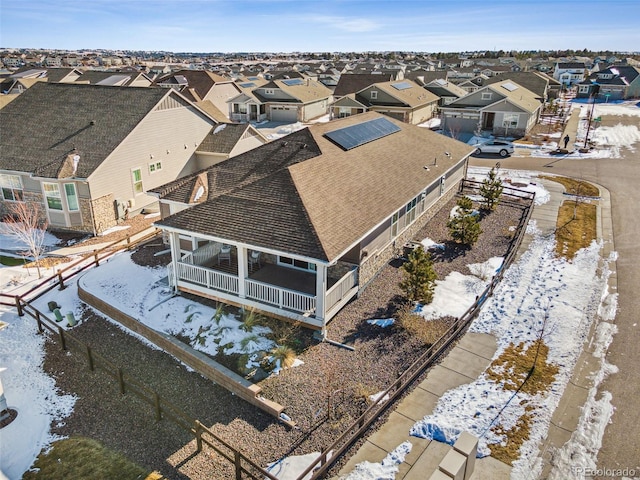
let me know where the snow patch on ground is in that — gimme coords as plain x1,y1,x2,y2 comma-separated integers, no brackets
340,441,412,480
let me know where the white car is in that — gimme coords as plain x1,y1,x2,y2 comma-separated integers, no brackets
474,140,515,157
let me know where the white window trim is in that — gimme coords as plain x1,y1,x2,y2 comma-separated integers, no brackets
481,92,492,100
132,167,143,195
277,256,316,272
43,182,63,211
64,183,79,211
0,174,24,202
370,90,378,100
148,161,162,173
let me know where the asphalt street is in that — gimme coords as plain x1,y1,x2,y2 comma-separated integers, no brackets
469,111,640,477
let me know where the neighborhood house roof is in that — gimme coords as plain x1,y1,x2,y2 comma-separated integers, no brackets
0,82,174,178
155,112,474,262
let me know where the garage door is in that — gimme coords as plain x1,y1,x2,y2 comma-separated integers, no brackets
270,105,297,122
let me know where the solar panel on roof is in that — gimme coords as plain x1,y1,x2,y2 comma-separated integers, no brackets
391,81,412,90
239,82,256,88
282,78,304,86
502,82,519,92
324,117,401,151
247,76,259,81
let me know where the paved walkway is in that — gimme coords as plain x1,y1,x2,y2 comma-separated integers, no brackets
335,175,615,479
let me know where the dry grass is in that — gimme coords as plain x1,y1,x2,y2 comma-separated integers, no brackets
489,405,535,465
539,175,600,197
540,173,599,260
22,437,153,480
555,201,598,259
397,306,453,346
485,340,559,464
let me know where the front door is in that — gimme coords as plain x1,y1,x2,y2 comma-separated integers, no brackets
483,112,495,129
250,104,258,121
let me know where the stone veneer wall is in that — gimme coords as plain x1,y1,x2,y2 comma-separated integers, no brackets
89,193,117,235
358,184,459,289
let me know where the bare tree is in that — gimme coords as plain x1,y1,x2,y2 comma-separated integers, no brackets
3,201,49,278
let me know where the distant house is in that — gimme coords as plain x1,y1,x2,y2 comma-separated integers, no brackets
155,69,241,121
346,79,439,124
484,71,556,103
332,73,394,100
440,79,543,138
0,83,219,234
75,70,153,87
576,65,640,101
228,77,332,123
553,62,587,87
152,112,474,330
422,78,468,106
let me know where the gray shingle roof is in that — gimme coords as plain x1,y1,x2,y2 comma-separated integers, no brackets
196,123,251,155
0,82,170,178
333,73,393,97
156,113,474,262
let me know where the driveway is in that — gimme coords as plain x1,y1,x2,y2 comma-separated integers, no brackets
469,112,640,475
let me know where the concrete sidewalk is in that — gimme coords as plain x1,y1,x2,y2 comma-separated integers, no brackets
335,174,614,479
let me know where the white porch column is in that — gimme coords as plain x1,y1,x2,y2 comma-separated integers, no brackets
315,263,327,326
237,245,248,299
169,231,181,292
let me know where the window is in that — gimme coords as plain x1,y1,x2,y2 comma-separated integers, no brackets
481,92,493,100
0,174,23,201
578,85,590,94
64,183,79,211
370,90,378,100
149,161,162,173
278,256,316,272
43,183,63,210
503,113,519,128
265,89,274,95
132,168,143,194
405,197,418,225
390,211,399,238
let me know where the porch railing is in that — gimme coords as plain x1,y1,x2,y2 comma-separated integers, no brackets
245,279,316,314
181,242,219,266
326,267,358,311
176,262,239,294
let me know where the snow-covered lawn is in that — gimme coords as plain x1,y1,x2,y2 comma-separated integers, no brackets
1,99,633,478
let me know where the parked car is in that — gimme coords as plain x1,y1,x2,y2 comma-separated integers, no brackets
474,140,515,157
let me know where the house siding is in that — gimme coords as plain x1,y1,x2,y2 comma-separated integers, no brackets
358,180,459,288
88,103,216,215
302,98,328,121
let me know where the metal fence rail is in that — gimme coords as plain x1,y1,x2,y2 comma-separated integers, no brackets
296,183,536,480
3,182,536,480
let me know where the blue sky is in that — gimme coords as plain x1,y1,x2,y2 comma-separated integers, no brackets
1,0,638,53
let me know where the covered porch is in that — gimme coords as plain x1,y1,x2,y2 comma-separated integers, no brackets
166,236,359,329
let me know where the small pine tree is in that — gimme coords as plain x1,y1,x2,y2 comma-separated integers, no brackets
479,165,504,211
399,247,437,303
448,196,482,245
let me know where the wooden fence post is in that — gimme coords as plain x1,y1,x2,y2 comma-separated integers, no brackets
195,421,203,452
58,326,66,350
15,296,23,317
35,310,43,333
234,451,242,480
86,345,94,371
117,368,125,394
94,252,100,267
58,272,66,290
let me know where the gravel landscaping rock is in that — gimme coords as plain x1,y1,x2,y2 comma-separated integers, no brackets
41,193,528,479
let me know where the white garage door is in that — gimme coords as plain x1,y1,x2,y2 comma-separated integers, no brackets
270,105,297,122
